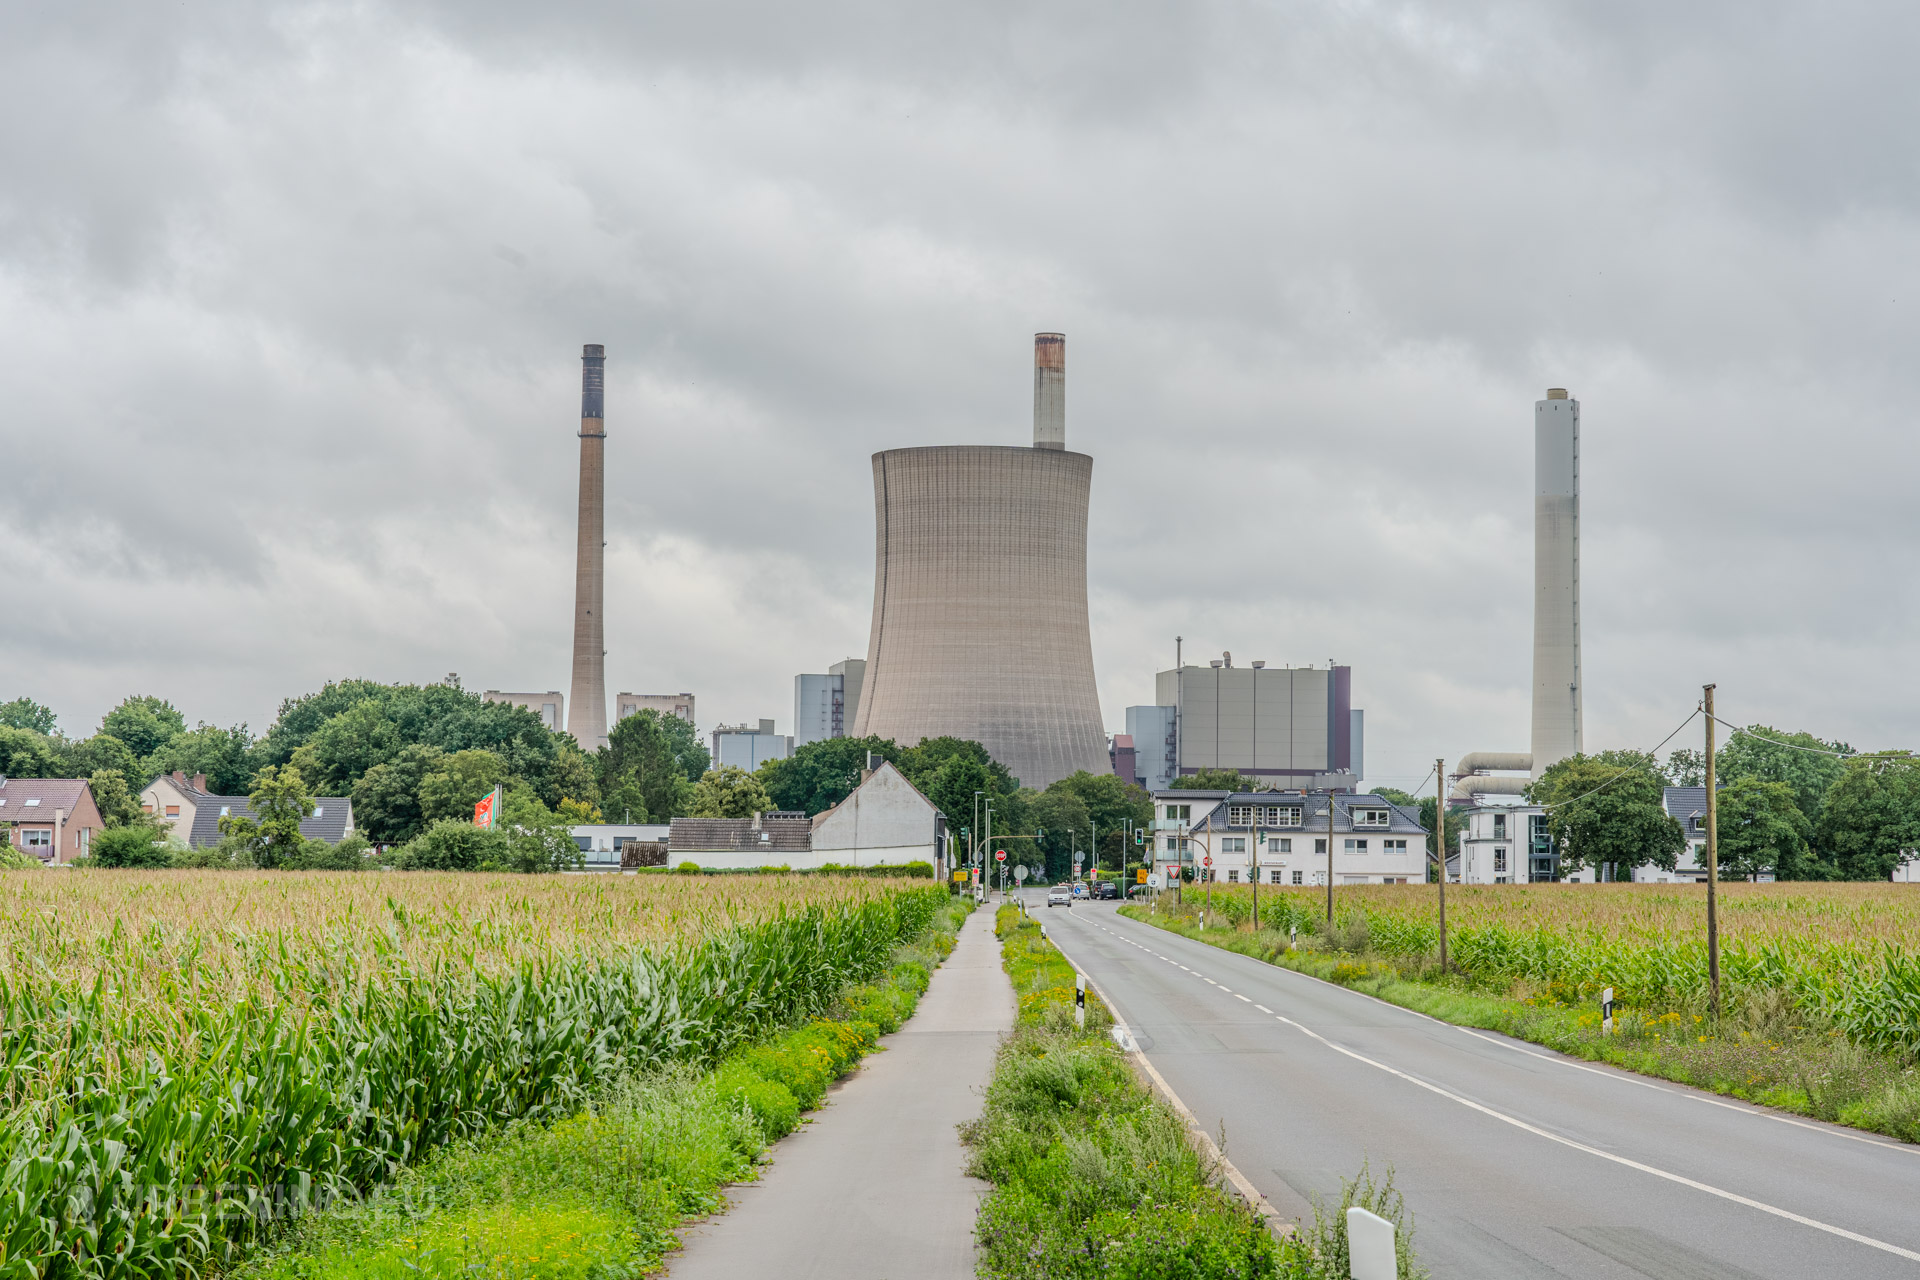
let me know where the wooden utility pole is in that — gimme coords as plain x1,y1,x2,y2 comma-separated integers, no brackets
1704,684,1720,1018
1326,790,1336,923
1436,757,1448,972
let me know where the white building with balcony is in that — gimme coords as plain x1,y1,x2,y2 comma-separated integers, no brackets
1149,789,1427,886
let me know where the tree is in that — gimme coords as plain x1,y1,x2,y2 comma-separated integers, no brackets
219,765,316,870
1817,755,1920,881
293,699,401,793
1168,768,1269,791
89,822,174,869
549,743,602,812
1666,749,1706,788
143,723,256,795
687,766,775,819
0,698,56,734
557,796,602,823
0,727,61,779
1716,778,1817,880
1717,725,1850,829
99,696,187,761
282,831,373,870
88,770,144,828
350,744,446,843
599,710,694,822
1048,771,1153,868
1529,753,1684,877
417,749,510,824
759,736,901,816
1374,788,1420,809
654,713,711,781
501,788,586,872
58,734,138,791
1026,787,1091,881
1416,797,1462,881
896,736,1018,801
392,819,512,871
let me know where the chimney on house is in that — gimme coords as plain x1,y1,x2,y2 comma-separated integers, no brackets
192,773,207,793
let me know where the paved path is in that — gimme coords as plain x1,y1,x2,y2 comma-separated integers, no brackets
667,906,1013,1280
1032,895,1920,1280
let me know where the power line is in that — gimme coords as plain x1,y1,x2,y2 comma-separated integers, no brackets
1541,707,1702,810
1705,715,1907,762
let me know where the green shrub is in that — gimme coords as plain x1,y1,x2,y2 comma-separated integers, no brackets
88,823,174,868
393,818,512,869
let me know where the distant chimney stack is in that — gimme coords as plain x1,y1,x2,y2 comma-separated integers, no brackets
1033,333,1065,449
567,344,610,752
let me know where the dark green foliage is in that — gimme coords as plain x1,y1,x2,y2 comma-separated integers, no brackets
88,822,174,868
1717,777,1817,880
1530,753,1686,876
218,765,316,869
143,722,257,795
1168,768,1268,791
759,735,901,815
0,698,56,734
1717,725,1851,827
0,726,60,778
1818,756,1920,881
392,818,513,870
348,743,445,842
99,695,187,761
599,709,694,822
86,769,144,828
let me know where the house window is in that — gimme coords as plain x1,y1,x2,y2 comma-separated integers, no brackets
313,806,324,818
165,805,180,818
1384,839,1407,854
1352,808,1389,828
141,803,153,813
1492,814,1508,838
220,806,231,817
1269,837,1291,854
1314,838,1327,854
1289,869,1301,884
1269,868,1287,884
1263,806,1302,826
22,829,50,849
1227,869,1239,883
1165,837,1177,852
1494,848,1508,873
1221,837,1246,854
23,798,39,807
1228,805,1255,826
1164,804,1191,821
1344,839,1369,854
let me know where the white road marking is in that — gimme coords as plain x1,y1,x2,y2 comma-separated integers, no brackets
1272,1013,1920,1264
1235,994,1252,1003
1255,1004,1273,1014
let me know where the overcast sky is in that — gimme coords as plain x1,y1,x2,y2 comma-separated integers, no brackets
6,0,1918,788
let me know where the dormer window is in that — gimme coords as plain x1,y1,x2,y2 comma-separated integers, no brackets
1228,805,1255,826
1352,807,1389,828
1263,806,1302,827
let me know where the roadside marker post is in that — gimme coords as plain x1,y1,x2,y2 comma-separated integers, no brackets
1074,972,1086,1029
1602,987,1616,1035
1346,1206,1396,1280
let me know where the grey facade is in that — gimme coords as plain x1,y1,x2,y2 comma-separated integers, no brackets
616,693,695,725
712,719,793,769
793,658,866,748
483,690,563,731
852,333,1108,791
811,761,945,868
1145,660,1359,789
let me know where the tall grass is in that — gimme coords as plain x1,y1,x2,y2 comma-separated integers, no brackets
1190,883,1920,1056
0,870,945,1278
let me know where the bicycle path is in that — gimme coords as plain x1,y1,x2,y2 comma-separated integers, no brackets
666,904,1013,1280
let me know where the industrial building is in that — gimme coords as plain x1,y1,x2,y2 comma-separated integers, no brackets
793,658,866,748
483,690,564,731
711,719,793,770
850,333,1110,790
1453,389,1583,801
616,693,696,725
1125,653,1362,792
568,344,610,753
1150,789,1426,886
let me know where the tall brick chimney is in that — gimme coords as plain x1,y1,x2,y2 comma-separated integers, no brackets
567,344,609,752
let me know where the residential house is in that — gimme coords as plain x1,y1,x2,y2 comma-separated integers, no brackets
668,811,814,869
179,792,356,849
811,760,945,870
141,771,214,840
1154,789,1428,886
0,776,104,865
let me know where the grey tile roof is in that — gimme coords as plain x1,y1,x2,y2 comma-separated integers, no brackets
0,777,92,818
1664,786,1708,834
186,795,354,848
1191,792,1427,835
669,815,813,856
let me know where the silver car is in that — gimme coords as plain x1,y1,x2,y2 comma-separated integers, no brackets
1046,887,1071,907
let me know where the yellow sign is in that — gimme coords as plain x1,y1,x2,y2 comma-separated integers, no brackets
1136,869,1147,883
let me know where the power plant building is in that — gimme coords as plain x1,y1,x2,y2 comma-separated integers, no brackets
1127,657,1362,792
616,693,696,726
483,691,565,731
711,719,793,770
851,334,1110,790
1453,389,1584,801
794,659,866,748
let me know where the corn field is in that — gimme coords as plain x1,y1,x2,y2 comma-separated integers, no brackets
0,870,945,1278
1203,883,1920,1057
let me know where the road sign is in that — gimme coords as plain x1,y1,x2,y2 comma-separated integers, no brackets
995,849,1007,863
1202,854,1213,868
1013,865,1028,883
1136,869,1147,883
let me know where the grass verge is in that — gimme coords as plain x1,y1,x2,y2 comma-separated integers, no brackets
965,904,1424,1279
1120,903,1920,1145
231,896,975,1280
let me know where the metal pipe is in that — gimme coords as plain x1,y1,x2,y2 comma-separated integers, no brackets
1033,333,1065,449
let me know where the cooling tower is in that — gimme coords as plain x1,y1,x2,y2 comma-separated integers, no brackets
850,334,1110,790
567,344,609,753
1530,388,1582,773
1452,388,1583,800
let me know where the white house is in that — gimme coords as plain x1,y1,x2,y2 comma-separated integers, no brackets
1154,789,1428,886
1454,788,1712,885
811,760,944,869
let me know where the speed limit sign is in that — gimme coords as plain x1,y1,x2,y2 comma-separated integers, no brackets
995,849,1007,863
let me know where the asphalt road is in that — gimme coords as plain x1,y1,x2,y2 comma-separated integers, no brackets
1022,892,1920,1280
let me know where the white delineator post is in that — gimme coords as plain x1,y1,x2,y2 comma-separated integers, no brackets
1530,388,1581,777
1346,1206,1397,1280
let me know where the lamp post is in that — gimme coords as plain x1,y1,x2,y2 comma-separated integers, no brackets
1250,819,1262,931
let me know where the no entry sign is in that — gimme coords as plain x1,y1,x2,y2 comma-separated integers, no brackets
995,849,1007,862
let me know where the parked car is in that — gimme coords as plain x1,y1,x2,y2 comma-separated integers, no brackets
1071,882,1089,898
1046,887,1072,908
1095,881,1120,900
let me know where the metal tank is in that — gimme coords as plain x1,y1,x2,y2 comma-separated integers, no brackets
850,334,1110,790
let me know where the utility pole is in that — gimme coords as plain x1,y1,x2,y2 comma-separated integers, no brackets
1704,683,1720,1019
1436,757,1448,972
1325,788,1336,924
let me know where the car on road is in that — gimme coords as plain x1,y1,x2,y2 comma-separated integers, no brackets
1046,887,1071,907
1095,881,1120,900
1071,882,1089,898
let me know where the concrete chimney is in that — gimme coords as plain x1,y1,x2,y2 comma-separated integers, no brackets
1033,333,1065,449
1530,387,1581,775
567,344,609,753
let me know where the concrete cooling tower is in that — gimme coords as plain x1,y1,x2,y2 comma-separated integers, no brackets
1453,388,1583,800
850,333,1111,790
